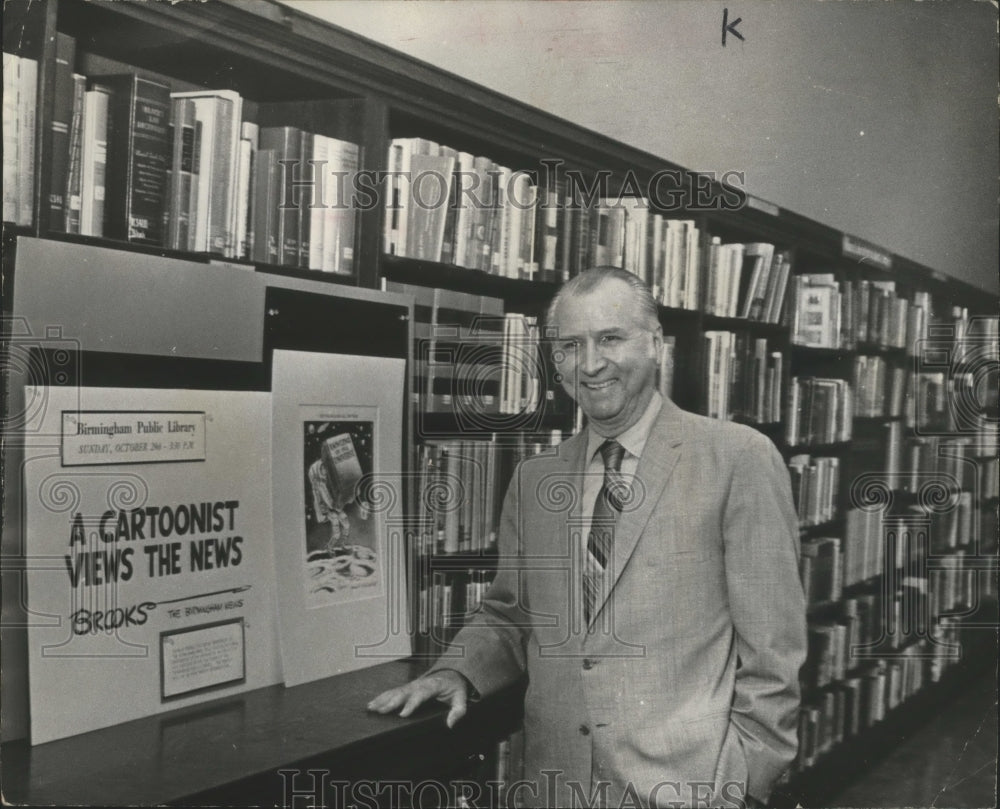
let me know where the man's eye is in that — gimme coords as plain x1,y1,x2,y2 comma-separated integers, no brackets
560,341,579,352
600,335,622,344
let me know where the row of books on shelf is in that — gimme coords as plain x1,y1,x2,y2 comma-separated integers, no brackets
904,370,999,432
702,241,790,323
853,360,997,426
2,52,37,226
415,568,494,656
786,377,853,446
413,436,559,556
386,282,552,416
804,566,991,690
384,282,684,422
853,356,906,418
947,309,1000,362
842,502,987,589
793,624,965,773
791,277,931,350
42,34,359,271
384,138,793,317
701,332,782,423
884,424,1000,496
788,455,839,528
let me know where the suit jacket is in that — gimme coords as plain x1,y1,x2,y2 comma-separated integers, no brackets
432,399,807,807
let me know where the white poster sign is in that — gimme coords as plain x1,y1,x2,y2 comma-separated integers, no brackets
271,350,410,686
23,387,282,745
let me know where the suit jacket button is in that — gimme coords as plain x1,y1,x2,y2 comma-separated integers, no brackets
582,658,593,670
579,724,590,736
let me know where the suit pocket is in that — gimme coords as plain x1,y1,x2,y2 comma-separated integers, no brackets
641,513,718,565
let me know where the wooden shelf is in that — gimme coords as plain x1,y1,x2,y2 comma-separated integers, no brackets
702,313,789,336
1,659,525,806
381,254,560,312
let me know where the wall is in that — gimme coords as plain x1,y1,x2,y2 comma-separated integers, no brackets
284,0,999,294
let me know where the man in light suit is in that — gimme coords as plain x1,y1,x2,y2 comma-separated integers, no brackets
369,268,808,808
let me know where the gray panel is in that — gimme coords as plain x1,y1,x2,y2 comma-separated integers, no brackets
13,239,265,362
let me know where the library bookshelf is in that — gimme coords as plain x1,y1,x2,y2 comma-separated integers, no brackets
2,0,997,804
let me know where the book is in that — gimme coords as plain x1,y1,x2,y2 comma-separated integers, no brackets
47,33,77,232
16,53,38,227
3,52,20,222
171,89,243,256
79,84,111,236
467,155,495,271
323,134,359,275
297,129,314,268
409,150,455,262
167,98,201,250
63,73,87,234
383,138,410,256
446,149,474,268
258,125,303,266
739,243,774,319
235,121,258,260
96,74,172,244
792,274,842,348
251,147,279,264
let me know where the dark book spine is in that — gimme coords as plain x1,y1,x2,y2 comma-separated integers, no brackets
64,74,86,234
439,147,458,266
259,126,302,267
297,129,314,268
99,74,171,244
47,33,76,232
251,148,278,264
167,98,197,251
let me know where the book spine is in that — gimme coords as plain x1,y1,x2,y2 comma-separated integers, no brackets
47,34,76,232
101,75,172,244
63,73,86,233
184,98,214,252
80,86,111,236
298,129,315,268
251,147,278,264
236,121,258,260
259,126,302,267
209,97,236,255
336,141,359,275
180,106,201,251
16,55,38,226
231,137,252,258
3,53,21,222
451,151,473,267
321,135,339,272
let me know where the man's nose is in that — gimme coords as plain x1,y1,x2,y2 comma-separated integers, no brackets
579,341,605,375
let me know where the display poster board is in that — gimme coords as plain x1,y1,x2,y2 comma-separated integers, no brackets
22,387,282,744
271,350,410,686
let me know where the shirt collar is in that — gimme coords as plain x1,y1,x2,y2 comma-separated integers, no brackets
586,390,663,464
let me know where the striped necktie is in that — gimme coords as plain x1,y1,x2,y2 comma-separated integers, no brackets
584,439,627,624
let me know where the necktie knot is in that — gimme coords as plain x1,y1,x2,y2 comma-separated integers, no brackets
598,439,626,472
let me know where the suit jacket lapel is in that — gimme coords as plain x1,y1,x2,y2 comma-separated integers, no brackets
524,431,588,557
589,398,686,627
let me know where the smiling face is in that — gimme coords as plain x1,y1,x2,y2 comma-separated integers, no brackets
551,277,663,437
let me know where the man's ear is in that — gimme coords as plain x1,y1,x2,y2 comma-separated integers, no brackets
651,327,663,357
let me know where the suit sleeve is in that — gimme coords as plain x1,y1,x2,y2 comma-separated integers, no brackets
722,430,808,801
427,464,531,697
